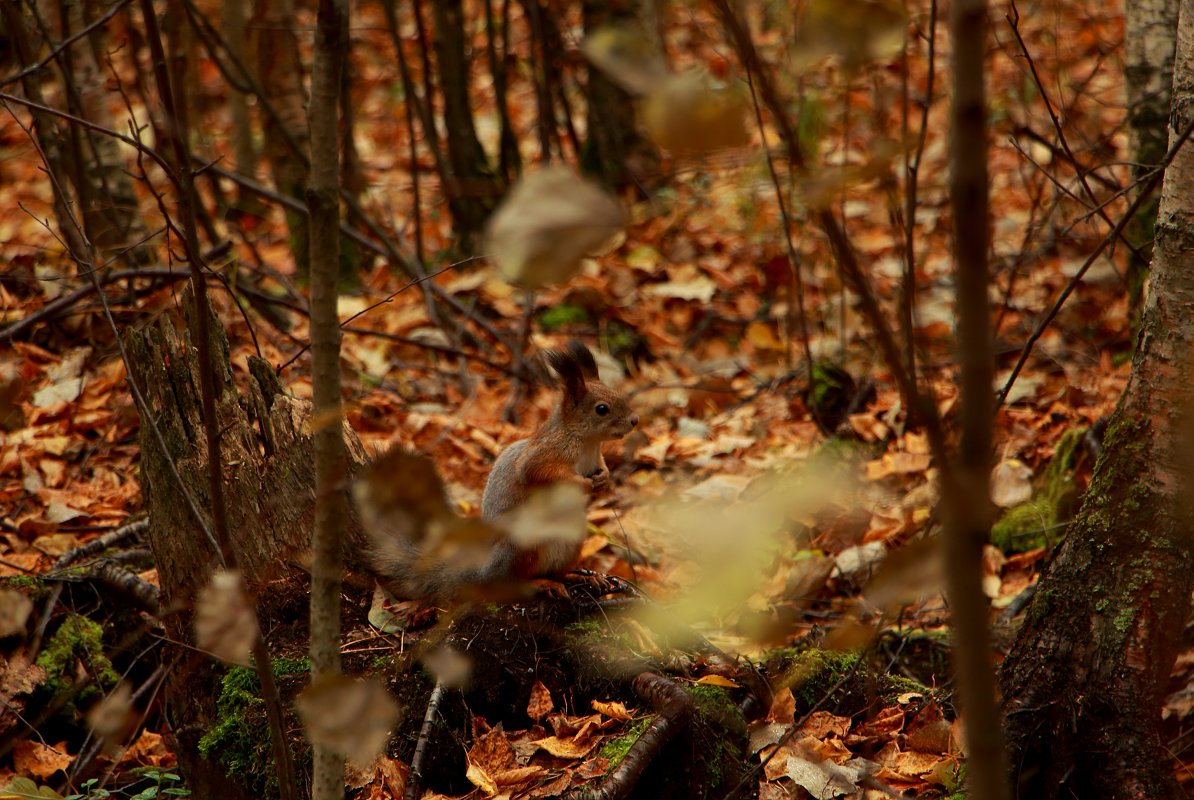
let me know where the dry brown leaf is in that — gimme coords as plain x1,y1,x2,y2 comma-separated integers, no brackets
991,459,1034,507
767,687,796,724
485,167,625,289
422,645,473,689
527,680,553,722
194,569,258,666
591,699,632,721
12,740,71,781
296,675,400,766
793,0,907,72
530,735,598,759
581,25,668,95
86,682,134,740
642,72,750,155
0,589,33,638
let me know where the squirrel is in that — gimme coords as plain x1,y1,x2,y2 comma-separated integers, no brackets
365,341,638,599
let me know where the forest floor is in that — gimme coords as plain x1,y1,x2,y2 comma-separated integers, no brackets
2,0,1194,798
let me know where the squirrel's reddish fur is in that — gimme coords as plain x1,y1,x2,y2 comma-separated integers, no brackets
370,341,638,598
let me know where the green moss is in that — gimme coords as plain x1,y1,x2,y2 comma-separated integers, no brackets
1,575,39,592
568,618,607,636
198,666,270,795
35,614,120,709
270,656,310,679
991,428,1086,553
688,685,739,721
196,659,305,799
538,304,591,330
787,649,861,708
685,684,747,788
599,715,653,769
1113,604,1135,635
879,674,930,701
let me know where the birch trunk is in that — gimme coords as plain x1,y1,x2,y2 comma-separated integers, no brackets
1000,4,1194,796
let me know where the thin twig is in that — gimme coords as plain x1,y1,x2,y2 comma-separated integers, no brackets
405,678,447,800
996,112,1194,408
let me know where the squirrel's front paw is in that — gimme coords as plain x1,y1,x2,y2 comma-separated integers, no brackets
585,465,610,492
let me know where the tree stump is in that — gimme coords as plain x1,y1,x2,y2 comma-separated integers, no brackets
124,290,369,798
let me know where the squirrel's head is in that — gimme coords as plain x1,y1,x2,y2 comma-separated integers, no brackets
543,341,639,442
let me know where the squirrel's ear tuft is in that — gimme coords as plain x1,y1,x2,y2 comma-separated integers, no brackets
564,340,599,380
542,341,598,401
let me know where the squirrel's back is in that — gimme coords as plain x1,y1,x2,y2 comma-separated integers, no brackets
480,439,531,519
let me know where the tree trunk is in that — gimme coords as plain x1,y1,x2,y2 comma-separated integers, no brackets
1,2,89,267
222,0,257,188
1124,0,1179,304
54,0,154,266
307,0,350,795
580,0,660,190
1000,4,1194,797
252,0,311,273
431,0,500,252
125,294,368,797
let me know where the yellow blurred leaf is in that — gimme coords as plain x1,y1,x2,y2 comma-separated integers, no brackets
642,72,750,155
793,0,907,72
581,24,668,95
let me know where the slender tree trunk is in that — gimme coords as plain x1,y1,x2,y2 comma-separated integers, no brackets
253,0,311,273
1,3,89,267
222,0,257,189
431,0,499,252
307,0,349,796
52,0,154,265
944,1,1008,798
1000,4,1194,798
580,0,659,190
1125,0,1180,306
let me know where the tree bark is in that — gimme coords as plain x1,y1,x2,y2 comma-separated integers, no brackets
50,0,154,266
222,0,257,187
431,0,500,252
126,294,368,798
252,0,311,273
307,0,350,796
943,0,1008,798
1125,0,1180,303
581,0,660,190
1000,4,1194,797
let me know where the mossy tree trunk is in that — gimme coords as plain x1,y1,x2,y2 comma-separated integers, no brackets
1000,4,1194,796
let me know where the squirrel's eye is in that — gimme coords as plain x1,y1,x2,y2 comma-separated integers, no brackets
595,403,610,416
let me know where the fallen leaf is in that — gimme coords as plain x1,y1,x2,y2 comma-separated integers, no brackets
527,680,553,722
296,676,400,766
12,740,71,781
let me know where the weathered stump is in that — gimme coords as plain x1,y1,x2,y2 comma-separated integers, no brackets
125,291,369,798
